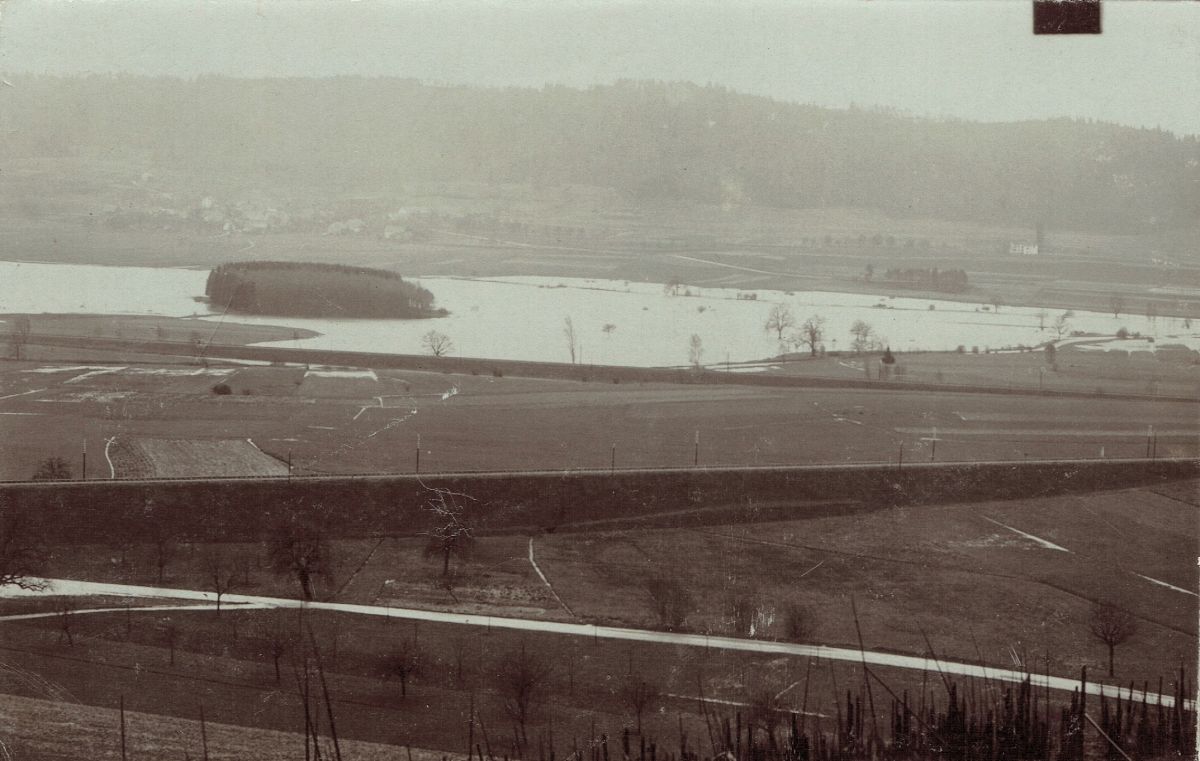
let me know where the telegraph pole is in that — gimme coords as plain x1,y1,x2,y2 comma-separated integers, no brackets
897,441,904,471
287,450,293,480
81,437,87,481
611,443,616,473
1145,426,1153,459
693,430,700,467
415,433,421,474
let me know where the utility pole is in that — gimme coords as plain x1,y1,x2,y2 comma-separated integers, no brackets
898,441,904,471
611,443,616,473
287,450,293,480
415,433,421,474
81,437,87,481
1145,426,1153,459
693,430,700,468
930,427,937,462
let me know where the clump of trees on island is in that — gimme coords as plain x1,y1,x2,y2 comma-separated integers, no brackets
205,261,445,319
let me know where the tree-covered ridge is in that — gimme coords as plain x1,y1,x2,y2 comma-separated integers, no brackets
204,261,443,318
2,76,1197,234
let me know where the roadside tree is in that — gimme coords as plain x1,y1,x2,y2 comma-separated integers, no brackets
646,577,694,632
267,518,331,601
201,546,239,613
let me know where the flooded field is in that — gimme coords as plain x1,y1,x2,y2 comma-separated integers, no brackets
2,261,1195,366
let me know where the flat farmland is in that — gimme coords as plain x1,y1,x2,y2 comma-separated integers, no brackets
1,358,1196,481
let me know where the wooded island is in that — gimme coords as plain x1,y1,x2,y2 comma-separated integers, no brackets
205,261,444,318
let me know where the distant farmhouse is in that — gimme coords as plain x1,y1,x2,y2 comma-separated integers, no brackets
1009,242,1040,256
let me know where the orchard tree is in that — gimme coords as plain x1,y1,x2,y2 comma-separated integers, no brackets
423,486,476,579
1109,293,1126,318
764,304,796,341
31,457,72,481
380,637,422,698
497,642,552,747
618,675,659,735
0,509,46,590
201,546,239,613
1089,602,1137,677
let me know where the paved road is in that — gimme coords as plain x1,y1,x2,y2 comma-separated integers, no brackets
2,577,1190,711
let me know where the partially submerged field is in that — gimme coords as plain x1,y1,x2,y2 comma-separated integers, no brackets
1,356,1196,481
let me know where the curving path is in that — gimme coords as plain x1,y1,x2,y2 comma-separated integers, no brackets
1,577,1190,711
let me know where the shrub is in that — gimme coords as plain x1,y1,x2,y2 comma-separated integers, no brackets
956,345,965,353
1116,327,1129,339
211,383,232,395
492,368,503,378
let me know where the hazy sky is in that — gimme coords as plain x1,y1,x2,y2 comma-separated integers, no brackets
1,0,1197,135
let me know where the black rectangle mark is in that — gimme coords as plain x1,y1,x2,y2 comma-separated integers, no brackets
1033,0,1102,35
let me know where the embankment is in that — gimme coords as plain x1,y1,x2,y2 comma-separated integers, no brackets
0,458,1194,544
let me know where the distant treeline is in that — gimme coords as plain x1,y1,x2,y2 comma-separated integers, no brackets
205,261,443,318
881,267,969,293
2,76,1197,234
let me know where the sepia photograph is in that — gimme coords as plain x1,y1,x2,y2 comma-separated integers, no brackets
0,0,1196,758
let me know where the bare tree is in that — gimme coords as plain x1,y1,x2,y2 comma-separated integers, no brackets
160,620,179,665
201,546,239,613
745,680,784,739
687,333,704,369
563,316,578,363
645,577,694,632
0,509,46,590
1109,293,1126,318
31,457,72,481
423,486,476,579
380,637,422,698
617,674,658,735
7,316,31,360
764,304,796,341
1036,310,1048,331
265,611,294,683
849,320,874,354
792,315,826,357
58,602,75,646
267,519,330,601
663,277,683,297
147,513,178,584
1053,311,1073,340
421,330,454,357
497,643,552,746
781,603,814,642
1089,602,1137,677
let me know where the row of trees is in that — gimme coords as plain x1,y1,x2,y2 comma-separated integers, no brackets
765,305,885,357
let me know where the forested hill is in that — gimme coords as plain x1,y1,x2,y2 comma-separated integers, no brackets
205,262,443,319
2,76,1197,234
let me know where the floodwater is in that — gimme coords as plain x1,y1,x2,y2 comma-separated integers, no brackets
1,261,1194,367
